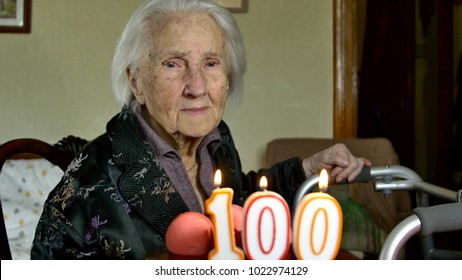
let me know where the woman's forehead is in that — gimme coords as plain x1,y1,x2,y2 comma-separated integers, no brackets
147,13,226,58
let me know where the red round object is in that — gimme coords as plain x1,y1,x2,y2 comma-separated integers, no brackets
165,212,214,256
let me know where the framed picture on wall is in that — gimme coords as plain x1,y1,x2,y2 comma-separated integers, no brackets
0,0,31,33
216,0,248,13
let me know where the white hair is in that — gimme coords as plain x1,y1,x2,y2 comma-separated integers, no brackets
111,0,246,112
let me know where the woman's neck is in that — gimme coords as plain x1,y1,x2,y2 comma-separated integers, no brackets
141,108,203,161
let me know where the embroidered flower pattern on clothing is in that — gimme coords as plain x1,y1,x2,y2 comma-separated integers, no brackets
133,167,148,181
133,157,152,182
76,180,105,199
102,239,131,259
50,177,75,211
85,215,108,240
151,183,176,203
42,229,65,257
65,153,88,175
127,185,148,208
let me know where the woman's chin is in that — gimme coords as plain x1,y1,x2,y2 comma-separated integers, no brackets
179,122,216,138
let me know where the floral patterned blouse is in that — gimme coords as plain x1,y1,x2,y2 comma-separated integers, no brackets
30,108,306,259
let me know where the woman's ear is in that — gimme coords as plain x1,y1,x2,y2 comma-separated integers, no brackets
127,68,146,105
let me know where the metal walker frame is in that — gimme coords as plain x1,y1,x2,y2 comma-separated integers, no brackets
293,165,462,260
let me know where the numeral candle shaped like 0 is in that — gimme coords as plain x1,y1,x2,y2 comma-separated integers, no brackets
242,176,291,260
292,169,343,260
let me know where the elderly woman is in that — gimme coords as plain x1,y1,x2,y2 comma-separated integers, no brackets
31,0,371,259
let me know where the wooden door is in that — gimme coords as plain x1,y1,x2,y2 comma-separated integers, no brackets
357,0,416,170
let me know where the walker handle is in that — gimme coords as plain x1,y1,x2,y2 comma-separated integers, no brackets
413,203,462,236
293,166,372,209
334,166,371,184
379,202,462,260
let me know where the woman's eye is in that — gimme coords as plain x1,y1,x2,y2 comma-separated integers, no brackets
206,61,219,68
164,61,177,68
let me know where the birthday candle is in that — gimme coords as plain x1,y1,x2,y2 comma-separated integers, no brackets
242,176,291,260
205,169,245,260
292,169,343,260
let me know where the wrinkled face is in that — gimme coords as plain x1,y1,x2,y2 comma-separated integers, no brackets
129,12,229,141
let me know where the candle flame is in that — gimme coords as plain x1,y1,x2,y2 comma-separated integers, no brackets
319,169,328,192
214,169,222,188
259,176,268,191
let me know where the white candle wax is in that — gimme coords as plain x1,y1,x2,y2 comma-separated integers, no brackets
292,169,343,260
242,176,291,260
205,169,245,260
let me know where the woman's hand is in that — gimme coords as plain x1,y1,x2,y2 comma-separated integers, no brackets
302,143,372,183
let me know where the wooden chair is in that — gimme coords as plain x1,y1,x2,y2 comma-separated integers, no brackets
0,136,88,260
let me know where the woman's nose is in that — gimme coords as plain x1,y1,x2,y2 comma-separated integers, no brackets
184,68,206,97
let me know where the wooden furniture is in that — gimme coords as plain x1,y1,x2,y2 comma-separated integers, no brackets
0,136,87,260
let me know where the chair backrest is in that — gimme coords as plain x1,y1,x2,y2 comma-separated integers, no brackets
0,136,88,260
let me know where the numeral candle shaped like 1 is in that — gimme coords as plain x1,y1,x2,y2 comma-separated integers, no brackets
292,169,343,260
205,169,245,260
242,176,291,260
